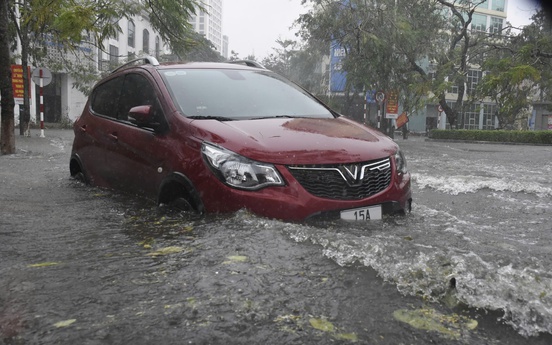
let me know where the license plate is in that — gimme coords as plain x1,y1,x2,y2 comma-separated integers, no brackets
340,205,382,221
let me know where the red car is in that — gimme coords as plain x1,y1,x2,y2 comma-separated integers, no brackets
70,57,411,221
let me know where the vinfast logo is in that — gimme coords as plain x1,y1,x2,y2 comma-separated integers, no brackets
339,164,364,186
337,159,391,186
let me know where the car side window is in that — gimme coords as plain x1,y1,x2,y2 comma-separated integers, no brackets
118,73,157,121
90,76,123,118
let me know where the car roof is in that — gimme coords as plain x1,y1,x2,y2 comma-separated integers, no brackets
156,61,264,71
110,56,266,75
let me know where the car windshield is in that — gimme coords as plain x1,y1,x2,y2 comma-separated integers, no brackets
160,68,335,120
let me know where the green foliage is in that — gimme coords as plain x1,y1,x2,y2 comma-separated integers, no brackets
4,0,205,99
261,39,325,95
429,129,552,145
297,0,483,127
53,4,97,42
143,0,201,57
474,8,552,129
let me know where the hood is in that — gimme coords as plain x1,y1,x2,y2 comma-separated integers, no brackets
190,116,397,165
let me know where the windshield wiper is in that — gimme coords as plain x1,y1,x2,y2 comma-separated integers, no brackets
250,115,302,120
187,115,234,121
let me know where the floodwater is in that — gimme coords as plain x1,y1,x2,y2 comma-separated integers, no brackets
1,130,551,344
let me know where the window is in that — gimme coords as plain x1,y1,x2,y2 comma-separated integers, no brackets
463,104,480,130
98,47,103,71
117,73,157,120
482,104,496,129
128,21,135,47
471,14,487,32
143,29,150,54
91,76,123,118
492,0,505,11
161,69,333,119
109,44,119,69
447,76,459,94
155,36,160,58
477,0,489,9
467,69,482,94
490,17,503,34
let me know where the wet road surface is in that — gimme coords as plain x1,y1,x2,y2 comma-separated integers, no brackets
1,129,551,344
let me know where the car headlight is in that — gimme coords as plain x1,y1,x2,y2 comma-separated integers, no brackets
394,149,407,174
202,143,284,190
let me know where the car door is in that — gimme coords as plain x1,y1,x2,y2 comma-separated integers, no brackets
103,72,169,198
75,75,123,186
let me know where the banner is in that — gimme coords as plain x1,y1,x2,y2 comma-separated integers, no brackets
396,111,409,129
11,65,31,105
385,90,399,119
330,42,347,92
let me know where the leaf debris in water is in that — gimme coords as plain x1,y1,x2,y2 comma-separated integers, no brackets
53,319,76,328
28,262,60,268
146,246,183,256
138,238,154,249
393,308,478,339
309,317,358,342
223,255,248,264
335,332,358,341
309,317,335,332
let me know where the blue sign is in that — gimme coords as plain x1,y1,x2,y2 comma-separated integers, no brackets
330,41,347,92
366,90,377,103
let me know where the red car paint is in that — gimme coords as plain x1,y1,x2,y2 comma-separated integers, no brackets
70,60,411,221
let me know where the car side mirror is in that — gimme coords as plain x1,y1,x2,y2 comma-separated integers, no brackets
129,105,168,133
128,105,153,126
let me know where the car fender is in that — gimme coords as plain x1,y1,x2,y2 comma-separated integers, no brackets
157,172,205,213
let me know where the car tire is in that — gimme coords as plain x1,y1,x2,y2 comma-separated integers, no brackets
73,171,88,184
170,197,194,212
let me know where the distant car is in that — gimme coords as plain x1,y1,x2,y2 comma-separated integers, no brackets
70,57,412,221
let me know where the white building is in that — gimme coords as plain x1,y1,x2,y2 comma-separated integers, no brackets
14,13,172,126
12,1,227,127
189,0,225,57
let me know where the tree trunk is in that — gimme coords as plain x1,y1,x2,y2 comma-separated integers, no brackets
0,0,16,154
20,27,31,136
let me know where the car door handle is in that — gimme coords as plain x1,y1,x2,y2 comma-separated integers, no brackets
108,132,118,141
78,124,87,132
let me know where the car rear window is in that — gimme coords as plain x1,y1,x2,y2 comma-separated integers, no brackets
91,76,123,118
160,69,334,120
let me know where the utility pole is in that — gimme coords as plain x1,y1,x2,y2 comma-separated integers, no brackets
0,0,16,154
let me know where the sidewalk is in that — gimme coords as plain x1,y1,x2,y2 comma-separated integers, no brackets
12,128,75,155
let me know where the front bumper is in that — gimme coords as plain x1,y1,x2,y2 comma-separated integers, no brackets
197,165,412,221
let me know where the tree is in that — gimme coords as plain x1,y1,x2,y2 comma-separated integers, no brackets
472,9,551,129
262,39,297,78
1,0,201,154
1,0,15,154
177,32,224,62
297,0,497,129
297,0,446,128
477,61,539,128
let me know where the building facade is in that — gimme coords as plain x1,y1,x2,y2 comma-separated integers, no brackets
189,0,225,57
327,0,536,133
13,10,188,126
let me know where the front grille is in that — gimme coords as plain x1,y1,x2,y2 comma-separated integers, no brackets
287,158,392,200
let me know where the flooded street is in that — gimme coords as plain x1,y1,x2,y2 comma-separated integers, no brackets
1,129,551,344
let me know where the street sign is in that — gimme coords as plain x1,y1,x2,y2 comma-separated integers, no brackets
11,65,31,105
32,67,53,86
375,91,385,103
396,111,409,129
385,90,399,119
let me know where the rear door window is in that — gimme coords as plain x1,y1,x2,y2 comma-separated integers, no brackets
90,76,123,118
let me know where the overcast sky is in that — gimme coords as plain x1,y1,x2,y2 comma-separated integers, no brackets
222,0,541,60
